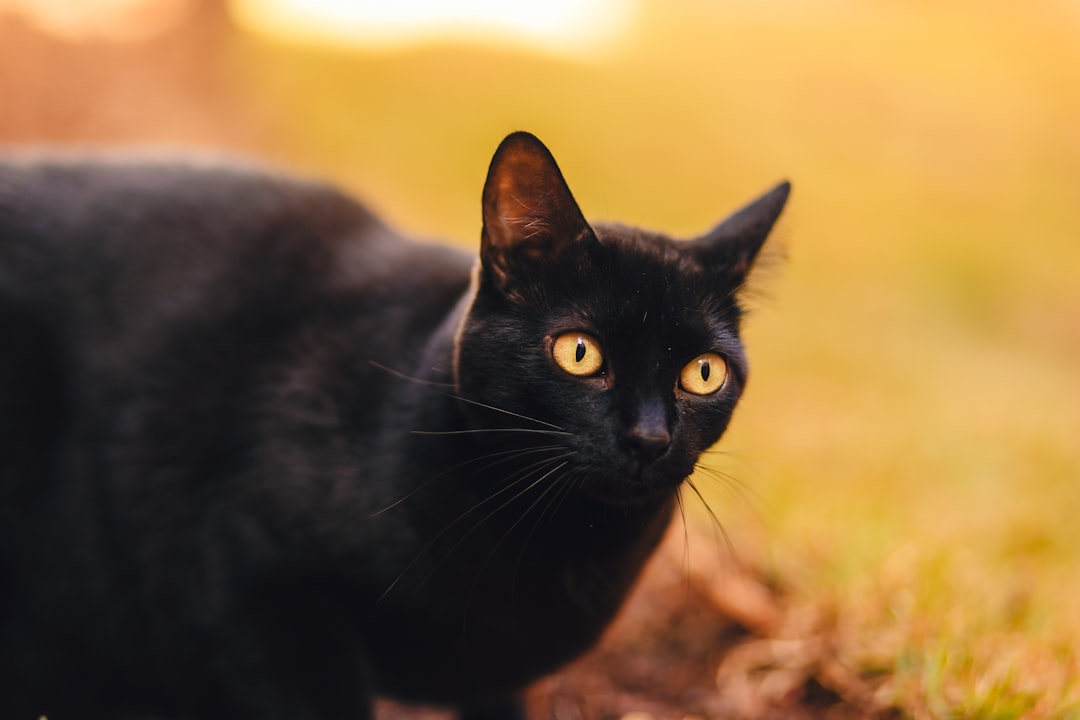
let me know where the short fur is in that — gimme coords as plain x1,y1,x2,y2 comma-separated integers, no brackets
0,132,789,719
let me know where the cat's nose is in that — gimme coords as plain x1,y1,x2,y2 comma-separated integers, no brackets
623,423,671,464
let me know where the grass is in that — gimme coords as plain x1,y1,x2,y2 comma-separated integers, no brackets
8,0,1080,715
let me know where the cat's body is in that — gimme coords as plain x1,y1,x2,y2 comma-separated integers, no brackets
0,133,789,719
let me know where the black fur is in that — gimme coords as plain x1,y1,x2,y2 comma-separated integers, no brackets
0,133,789,719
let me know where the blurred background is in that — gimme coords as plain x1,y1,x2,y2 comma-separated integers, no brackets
2,0,1078,714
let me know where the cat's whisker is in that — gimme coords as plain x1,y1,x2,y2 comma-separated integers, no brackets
675,492,690,565
522,466,581,562
454,455,575,537
409,456,575,596
508,462,574,545
439,392,568,432
372,359,565,432
693,463,753,497
684,478,739,564
505,476,573,603
375,445,569,523
674,492,695,602
379,453,575,601
370,445,567,516
368,360,456,389
469,461,575,605
410,427,572,438
449,444,567,474
519,469,576,558
692,463,771,519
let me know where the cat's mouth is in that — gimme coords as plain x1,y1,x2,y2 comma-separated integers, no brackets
578,460,687,506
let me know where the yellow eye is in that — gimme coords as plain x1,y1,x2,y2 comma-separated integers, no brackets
680,353,728,395
552,332,604,377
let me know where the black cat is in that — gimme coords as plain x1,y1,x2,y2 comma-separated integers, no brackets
0,132,789,719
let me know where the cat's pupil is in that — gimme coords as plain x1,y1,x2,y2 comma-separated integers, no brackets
575,340,586,363
701,361,711,381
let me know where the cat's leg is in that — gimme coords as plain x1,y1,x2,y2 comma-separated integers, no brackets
208,587,378,720
459,697,526,720
210,637,377,720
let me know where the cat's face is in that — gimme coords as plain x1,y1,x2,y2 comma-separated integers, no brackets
454,132,789,506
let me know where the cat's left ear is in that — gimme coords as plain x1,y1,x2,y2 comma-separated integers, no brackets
692,180,791,281
480,132,596,298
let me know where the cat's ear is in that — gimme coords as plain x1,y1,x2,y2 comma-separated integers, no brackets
692,180,791,281
480,132,595,296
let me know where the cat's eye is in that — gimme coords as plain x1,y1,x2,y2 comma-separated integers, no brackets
552,332,604,377
679,353,728,395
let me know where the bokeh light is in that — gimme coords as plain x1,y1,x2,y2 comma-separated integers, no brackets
229,0,638,58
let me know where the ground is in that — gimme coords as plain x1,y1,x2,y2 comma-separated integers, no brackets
379,521,899,720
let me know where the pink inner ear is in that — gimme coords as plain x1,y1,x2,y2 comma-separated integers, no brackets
481,132,588,252
495,178,552,242
489,172,551,243
479,134,595,301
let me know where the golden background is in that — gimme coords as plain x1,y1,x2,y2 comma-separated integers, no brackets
2,0,1078,713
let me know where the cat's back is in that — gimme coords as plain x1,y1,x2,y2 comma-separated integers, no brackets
1,152,402,301
0,151,473,345
0,151,473,517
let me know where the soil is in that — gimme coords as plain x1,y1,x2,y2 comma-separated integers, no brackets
378,522,900,720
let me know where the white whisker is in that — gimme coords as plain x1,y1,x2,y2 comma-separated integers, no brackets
468,461,574,606
369,445,567,517
378,453,575,602
684,478,739,564
368,360,454,389
371,359,566,430
411,428,572,437
693,463,771,522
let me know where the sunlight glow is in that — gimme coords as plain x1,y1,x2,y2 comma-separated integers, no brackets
229,0,638,58
0,0,192,41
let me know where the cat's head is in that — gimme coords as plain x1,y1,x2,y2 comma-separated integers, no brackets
454,132,788,506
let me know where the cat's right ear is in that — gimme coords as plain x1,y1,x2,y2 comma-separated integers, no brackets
480,132,595,299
